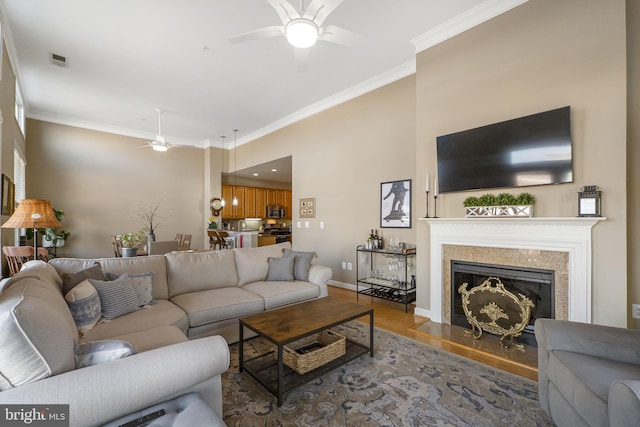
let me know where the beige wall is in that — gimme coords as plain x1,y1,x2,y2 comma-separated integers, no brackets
416,0,629,326
234,77,417,284
26,121,207,258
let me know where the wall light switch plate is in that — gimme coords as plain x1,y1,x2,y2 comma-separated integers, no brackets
341,261,347,270
297,222,301,228
320,221,324,229
347,262,353,271
633,304,640,319
305,221,310,228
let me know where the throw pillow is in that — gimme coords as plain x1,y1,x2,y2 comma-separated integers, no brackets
65,279,102,336
74,340,136,369
266,256,295,281
106,271,155,306
62,263,107,294
89,274,140,320
283,249,316,281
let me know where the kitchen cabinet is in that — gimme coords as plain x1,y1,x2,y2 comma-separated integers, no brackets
256,188,267,218
222,185,291,219
221,185,234,219
244,187,257,218
222,185,245,219
283,190,292,218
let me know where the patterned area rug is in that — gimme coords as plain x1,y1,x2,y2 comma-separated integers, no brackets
222,321,554,426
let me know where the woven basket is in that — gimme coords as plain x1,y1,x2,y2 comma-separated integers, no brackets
280,330,346,375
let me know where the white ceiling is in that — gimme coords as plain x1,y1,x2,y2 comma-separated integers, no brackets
0,0,526,148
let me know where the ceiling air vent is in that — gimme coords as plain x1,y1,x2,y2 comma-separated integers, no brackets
50,53,67,67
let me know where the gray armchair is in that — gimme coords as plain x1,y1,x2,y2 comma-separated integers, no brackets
535,318,640,427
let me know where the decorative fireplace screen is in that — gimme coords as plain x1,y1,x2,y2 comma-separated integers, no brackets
458,277,535,351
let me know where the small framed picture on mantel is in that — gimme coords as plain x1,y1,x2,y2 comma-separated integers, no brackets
380,179,411,228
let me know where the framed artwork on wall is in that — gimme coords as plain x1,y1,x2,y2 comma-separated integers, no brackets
380,179,411,228
299,197,316,218
1,174,14,216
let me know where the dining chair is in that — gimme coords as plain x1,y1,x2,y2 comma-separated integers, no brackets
3,246,49,276
214,231,230,250
111,235,122,257
180,234,192,250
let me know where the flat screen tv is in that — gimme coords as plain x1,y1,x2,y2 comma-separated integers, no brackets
436,106,573,193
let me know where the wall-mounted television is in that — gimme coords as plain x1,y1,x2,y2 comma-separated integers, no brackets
436,106,573,193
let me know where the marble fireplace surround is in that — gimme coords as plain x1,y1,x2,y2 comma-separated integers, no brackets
420,217,604,324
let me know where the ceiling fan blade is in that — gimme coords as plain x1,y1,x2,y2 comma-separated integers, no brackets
265,0,301,25
304,0,344,26
318,25,362,46
228,26,285,44
294,48,309,73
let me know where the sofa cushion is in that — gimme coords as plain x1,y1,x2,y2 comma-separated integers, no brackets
103,326,189,353
266,256,294,281
79,300,188,343
61,263,107,294
549,350,640,427
242,280,321,310
233,242,292,286
283,249,316,281
65,279,102,335
50,255,170,300
166,250,239,298
171,287,264,327
0,278,78,390
74,340,137,368
90,274,141,320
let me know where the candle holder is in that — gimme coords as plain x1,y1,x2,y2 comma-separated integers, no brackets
423,191,430,218
433,195,438,218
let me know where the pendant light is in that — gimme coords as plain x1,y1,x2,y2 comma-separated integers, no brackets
232,129,239,206
220,135,226,207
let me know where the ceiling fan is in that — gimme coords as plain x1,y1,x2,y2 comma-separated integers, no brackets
229,0,359,70
140,108,172,152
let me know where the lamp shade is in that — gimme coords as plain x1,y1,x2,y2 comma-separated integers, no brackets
1,199,61,229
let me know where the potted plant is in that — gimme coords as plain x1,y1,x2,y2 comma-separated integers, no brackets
41,208,71,248
117,230,144,257
463,192,535,218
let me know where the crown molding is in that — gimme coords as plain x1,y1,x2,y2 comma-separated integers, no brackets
411,0,528,53
28,109,208,148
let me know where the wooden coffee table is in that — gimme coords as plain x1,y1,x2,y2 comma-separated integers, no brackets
239,296,374,406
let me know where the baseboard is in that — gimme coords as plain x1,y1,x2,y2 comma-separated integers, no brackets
327,280,357,292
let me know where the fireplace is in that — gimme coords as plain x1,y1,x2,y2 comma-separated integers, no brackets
419,217,604,325
450,260,555,347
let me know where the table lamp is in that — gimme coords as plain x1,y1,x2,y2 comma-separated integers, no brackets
1,199,62,260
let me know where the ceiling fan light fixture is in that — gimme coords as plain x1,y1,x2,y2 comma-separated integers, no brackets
152,143,168,152
286,19,318,48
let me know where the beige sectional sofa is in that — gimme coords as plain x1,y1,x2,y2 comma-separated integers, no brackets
0,242,331,426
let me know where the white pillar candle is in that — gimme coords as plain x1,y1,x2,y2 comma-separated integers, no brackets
426,174,430,192
434,179,438,196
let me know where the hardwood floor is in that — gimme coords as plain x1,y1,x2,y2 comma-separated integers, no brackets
328,285,538,381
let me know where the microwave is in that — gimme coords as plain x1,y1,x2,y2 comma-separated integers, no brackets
266,205,285,219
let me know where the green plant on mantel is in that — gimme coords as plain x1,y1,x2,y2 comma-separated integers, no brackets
463,192,536,207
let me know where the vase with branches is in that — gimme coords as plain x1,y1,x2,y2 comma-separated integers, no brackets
133,201,166,241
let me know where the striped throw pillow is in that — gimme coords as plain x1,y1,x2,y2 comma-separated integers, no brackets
89,274,139,320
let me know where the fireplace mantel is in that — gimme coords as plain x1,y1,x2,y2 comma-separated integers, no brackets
419,217,605,324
